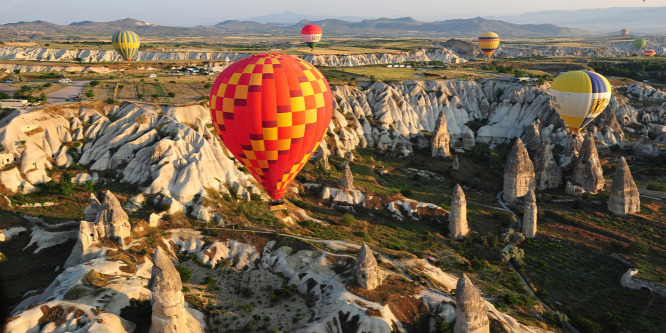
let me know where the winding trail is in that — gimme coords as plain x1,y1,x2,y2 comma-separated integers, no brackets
496,191,580,333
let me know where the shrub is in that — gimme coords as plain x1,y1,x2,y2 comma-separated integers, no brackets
177,265,192,283
339,213,355,226
167,92,176,98
63,286,89,300
84,89,94,98
83,269,109,288
400,188,413,197
135,115,147,124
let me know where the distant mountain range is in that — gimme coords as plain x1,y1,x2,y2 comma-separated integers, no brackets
497,6,666,34
0,17,593,39
245,11,367,24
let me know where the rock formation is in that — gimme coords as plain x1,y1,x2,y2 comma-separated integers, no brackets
452,155,460,171
454,273,489,333
608,156,640,215
534,141,562,190
149,247,203,333
559,133,584,171
354,243,382,290
79,191,131,251
341,163,354,190
503,139,535,202
521,120,541,150
522,190,537,238
431,110,451,158
462,128,476,150
633,136,662,161
571,133,604,194
83,193,101,222
448,184,469,239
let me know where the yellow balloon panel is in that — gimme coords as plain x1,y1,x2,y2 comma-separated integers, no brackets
478,32,500,58
550,71,611,132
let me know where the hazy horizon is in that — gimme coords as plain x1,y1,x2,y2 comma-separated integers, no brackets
0,0,661,26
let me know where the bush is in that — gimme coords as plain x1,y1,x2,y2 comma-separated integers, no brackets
63,286,89,300
167,92,176,98
204,274,216,285
177,265,192,283
339,213,355,226
400,188,413,197
85,89,94,98
89,80,100,86
631,238,650,254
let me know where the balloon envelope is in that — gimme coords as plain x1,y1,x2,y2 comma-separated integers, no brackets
209,53,333,200
478,32,500,58
621,29,629,37
658,47,666,55
301,24,322,50
550,71,611,133
112,30,140,62
633,39,646,50
644,49,656,56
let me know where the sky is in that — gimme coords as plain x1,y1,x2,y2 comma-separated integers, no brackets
0,0,662,26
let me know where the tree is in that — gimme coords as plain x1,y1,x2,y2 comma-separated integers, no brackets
85,90,94,98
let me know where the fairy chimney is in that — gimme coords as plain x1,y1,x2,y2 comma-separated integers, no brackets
341,163,354,190
503,138,536,202
454,273,489,333
571,133,604,194
608,156,640,215
448,184,469,239
522,189,537,238
432,110,451,158
354,243,382,290
534,141,562,190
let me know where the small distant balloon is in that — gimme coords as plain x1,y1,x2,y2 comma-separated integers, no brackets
633,39,646,51
550,71,612,133
644,49,656,57
621,29,629,37
657,46,666,55
478,32,500,59
112,30,140,62
301,24,322,51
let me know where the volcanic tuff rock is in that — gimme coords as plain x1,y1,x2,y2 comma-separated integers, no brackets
608,156,640,215
448,184,469,239
432,108,451,158
520,119,541,150
149,247,203,333
354,243,382,290
462,128,476,150
341,163,354,189
534,141,562,190
72,191,131,256
452,155,460,171
503,139,535,202
571,134,604,194
522,190,537,238
559,133,584,171
454,273,489,333
633,136,662,161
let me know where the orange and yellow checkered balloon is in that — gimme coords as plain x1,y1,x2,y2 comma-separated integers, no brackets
210,53,333,200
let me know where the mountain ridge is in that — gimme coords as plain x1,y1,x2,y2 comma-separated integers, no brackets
0,16,593,38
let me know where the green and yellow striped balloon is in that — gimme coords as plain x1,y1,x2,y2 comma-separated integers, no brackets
112,30,140,62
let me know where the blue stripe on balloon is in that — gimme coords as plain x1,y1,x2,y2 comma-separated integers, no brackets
580,117,596,128
585,71,607,93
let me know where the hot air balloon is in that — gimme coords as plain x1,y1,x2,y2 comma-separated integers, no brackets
657,46,666,55
621,29,629,37
209,53,333,210
301,24,322,51
550,71,611,133
644,49,656,57
112,30,140,62
478,32,500,59
633,39,646,51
